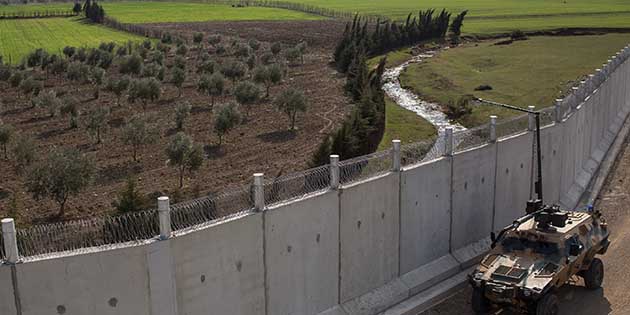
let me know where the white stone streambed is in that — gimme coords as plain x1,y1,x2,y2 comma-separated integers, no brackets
381,51,466,139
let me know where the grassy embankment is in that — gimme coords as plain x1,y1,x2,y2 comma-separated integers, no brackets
399,34,630,127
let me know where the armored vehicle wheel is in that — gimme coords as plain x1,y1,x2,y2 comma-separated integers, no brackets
471,288,490,314
534,293,559,315
583,258,604,290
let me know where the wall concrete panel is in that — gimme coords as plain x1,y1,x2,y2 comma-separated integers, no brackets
172,213,265,315
17,246,151,315
540,124,564,204
339,173,400,302
265,191,339,315
494,133,533,230
0,265,16,315
451,144,497,250
560,114,578,197
400,158,452,274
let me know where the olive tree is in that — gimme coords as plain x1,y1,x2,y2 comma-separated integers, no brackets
66,61,89,83
25,148,95,216
32,90,61,117
213,102,241,146
88,67,105,99
60,97,80,129
171,67,186,97
166,132,204,188
174,101,192,130
197,72,225,108
0,122,14,160
234,81,261,118
20,76,43,100
274,88,307,130
253,64,283,97
271,42,282,56
104,76,130,106
129,78,161,110
12,134,36,174
122,114,158,162
220,59,247,85
85,106,110,144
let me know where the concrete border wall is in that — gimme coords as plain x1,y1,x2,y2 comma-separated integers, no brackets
3,47,630,315
265,191,340,315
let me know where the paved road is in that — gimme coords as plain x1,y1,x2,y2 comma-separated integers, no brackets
421,140,630,315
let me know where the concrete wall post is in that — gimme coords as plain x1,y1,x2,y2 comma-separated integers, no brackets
489,116,497,142
1,218,19,263
330,155,340,189
445,127,453,156
554,99,563,123
392,140,401,172
254,173,265,211
528,106,536,131
158,197,171,240
571,86,580,108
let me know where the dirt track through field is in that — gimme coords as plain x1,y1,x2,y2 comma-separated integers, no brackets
421,138,630,315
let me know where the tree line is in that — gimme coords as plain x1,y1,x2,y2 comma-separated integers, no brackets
311,10,467,166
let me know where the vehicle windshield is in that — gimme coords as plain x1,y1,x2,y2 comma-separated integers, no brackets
501,237,559,254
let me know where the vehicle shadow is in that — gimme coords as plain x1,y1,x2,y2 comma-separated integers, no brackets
557,284,612,315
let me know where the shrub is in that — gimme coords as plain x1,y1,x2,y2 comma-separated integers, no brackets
285,47,301,65
174,101,192,130
173,55,186,70
248,38,260,51
271,42,282,55
274,88,307,130
197,59,216,74
112,177,150,213
63,46,76,58
0,64,12,81
25,148,95,216
149,50,164,66
88,67,106,99
213,102,241,146
193,33,204,46
99,42,116,53
9,71,24,88
166,132,204,188
234,43,250,59
446,95,473,120
176,44,188,56
208,34,222,46
122,114,158,162
26,48,48,68
49,57,68,75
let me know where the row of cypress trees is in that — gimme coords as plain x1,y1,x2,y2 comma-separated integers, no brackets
83,0,105,23
311,10,468,166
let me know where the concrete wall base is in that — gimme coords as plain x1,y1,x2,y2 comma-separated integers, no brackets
400,254,460,296
341,279,409,315
452,237,491,269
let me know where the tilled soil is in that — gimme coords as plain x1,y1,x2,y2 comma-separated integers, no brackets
421,137,630,315
0,20,350,225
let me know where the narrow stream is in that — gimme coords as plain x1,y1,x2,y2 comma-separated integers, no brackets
381,51,466,138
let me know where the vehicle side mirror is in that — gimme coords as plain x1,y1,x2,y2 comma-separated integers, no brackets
569,243,583,256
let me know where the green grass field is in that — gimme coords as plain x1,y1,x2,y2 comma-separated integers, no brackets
0,17,144,63
0,2,323,23
283,0,630,34
378,97,437,150
399,34,630,127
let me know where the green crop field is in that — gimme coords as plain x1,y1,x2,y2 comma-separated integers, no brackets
0,2,323,23
0,17,144,63
399,34,630,127
283,0,630,34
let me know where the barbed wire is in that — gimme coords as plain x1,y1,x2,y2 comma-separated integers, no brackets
401,138,438,166
495,113,530,139
264,164,331,205
454,124,490,152
15,209,159,259
339,149,392,184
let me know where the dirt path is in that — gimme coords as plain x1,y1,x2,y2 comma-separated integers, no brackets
421,138,630,315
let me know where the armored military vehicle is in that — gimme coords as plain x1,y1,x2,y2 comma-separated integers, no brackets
469,201,610,314
468,99,610,314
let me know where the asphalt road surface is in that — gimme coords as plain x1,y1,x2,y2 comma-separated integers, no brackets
421,140,630,315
